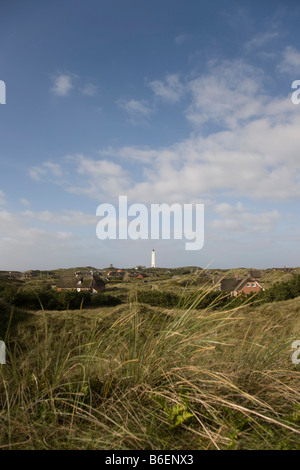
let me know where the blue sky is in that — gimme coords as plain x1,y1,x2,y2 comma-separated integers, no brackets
0,0,300,270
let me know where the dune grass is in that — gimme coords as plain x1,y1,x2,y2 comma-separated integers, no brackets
0,291,300,450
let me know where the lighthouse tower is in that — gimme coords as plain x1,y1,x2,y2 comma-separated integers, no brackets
151,249,156,268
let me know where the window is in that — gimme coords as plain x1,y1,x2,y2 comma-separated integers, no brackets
252,283,256,287
246,283,251,287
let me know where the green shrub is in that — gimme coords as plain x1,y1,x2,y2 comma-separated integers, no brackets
0,285,122,311
257,274,300,304
91,292,122,307
137,290,180,308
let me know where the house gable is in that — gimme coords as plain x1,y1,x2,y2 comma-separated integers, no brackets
216,275,264,297
233,277,263,297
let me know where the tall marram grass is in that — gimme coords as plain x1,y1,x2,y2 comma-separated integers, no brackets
0,288,300,450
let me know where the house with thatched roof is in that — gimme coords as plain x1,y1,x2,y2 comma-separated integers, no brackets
56,274,105,293
232,277,263,297
216,276,263,297
0,271,24,279
248,269,263,279
219,278,241,292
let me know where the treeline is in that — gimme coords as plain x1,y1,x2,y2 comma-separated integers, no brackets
137,290,180,308
0,286,122,311
256,274,300,303
1,274,299,312
136,275,300,310
136,289,244,310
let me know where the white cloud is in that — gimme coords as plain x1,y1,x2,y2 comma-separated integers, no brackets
278,46,300,73
81,83,98,96
212,202,281,232
20,198,31,207
0,209,96,236
22,209,98,227
98,145,158,163
29,167,44,181
0,210,24,234
0,209,96,270
120,99,151,116
245,31,278,50
39,56,300,211
29,161,63,182
51,74,73,96
65,154,130,200
0,230,76,271
117,98,152,124
174,33,192,45
55,94,300,206
149,74,184,103
186,60,266,129
0,190,5,205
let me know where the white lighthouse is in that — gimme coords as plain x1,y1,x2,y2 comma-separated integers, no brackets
151,249,156,268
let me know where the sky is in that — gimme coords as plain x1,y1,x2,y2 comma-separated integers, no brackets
0,0,300,270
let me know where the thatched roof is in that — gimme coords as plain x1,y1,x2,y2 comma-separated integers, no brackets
248,269,263,278
57,275,105,290
219,278,240,291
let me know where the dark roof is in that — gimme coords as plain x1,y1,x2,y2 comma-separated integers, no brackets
57,276,84,288
0,271,23,278
92,277,106,288
57,275,105,289
219,278,241,291
248,269,263,278
0,271,10,277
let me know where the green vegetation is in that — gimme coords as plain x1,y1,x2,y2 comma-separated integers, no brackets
258,274,300,303
135,275,300,310
137,290,180,308
0,267,299,449
0,286,121,311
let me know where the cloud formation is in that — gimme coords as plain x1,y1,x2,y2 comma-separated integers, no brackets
0,190,5,206
81,83,98,96
278,46,300,73
55,56,300,206
22,47,300,269
149,74,184,103
117,98,153,125
174,33,192,45
245,31,278,50
51,74,73,96
29,161,63,182
211,202,281,233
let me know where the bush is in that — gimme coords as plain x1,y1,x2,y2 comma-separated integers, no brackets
91,293,122,307
0,286,122,311
257,274,300,304
137,290,180,308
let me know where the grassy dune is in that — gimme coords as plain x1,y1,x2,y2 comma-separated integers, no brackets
0,293,300,450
